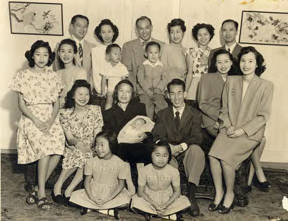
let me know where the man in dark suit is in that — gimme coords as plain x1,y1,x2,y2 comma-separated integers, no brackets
121,16,164,94
152,79,205,217
208,19,242,68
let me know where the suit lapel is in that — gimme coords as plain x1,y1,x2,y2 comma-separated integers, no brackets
179,105,191,131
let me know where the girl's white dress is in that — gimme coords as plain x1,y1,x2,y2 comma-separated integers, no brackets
10,68,65,164
131,164,191,215
70,155,135,209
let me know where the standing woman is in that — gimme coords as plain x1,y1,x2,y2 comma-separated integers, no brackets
161,18,188,83
186,23,215,103
103,79,152,165
91,19,119,95
208,46,273,214
10,40,65,210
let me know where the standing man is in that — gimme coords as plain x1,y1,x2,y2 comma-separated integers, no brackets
208,19,242,68
121,16,164,94
152,79,205,217
54,15,95,79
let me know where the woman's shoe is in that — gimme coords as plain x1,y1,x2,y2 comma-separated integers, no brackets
254,180,271,192
208,202,221,212
80,207,88,215
243,185,252,193
218,203,234,214
51,191,64,204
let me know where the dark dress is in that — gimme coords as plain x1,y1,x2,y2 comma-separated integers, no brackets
103,101,152,164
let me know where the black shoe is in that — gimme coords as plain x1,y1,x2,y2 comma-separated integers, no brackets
144,213,151,221
80,207,88,215
208,202,221,212
176,213,184,221
243,185,252,193
254,180,271,192
234,195,249,207
114,208,120,220
51,191,64,204
218,203,234,214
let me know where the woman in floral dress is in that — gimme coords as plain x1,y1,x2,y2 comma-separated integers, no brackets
10,40,65,210
53,80,103,204
186,23,215,103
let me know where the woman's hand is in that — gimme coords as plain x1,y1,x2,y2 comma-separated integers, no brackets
229,128,245,138
76,141,91,154
213,121,220,129
33,118,49,132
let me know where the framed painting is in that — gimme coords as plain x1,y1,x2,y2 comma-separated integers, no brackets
239,10,288,46
9,1,63,36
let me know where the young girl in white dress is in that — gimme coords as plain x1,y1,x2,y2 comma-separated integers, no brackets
69,131,135,219
52,80,103,204
56,39,87,107
131,141,191,220
10,40,65,210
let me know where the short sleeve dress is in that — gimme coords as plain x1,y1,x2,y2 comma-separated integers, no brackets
69,155,133,209
10,68,65,164
186,46,211,100
59,105,103,169
131,164,191,216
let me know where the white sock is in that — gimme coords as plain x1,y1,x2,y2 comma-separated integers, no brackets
160,214,177,220
98,209,114,216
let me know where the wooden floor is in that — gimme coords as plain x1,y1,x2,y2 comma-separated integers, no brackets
1,154,288,221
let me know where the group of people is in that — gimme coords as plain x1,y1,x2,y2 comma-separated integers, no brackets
10,13,274,220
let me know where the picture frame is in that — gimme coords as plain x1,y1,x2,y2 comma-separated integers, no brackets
239,10,288,46
8,1,63,36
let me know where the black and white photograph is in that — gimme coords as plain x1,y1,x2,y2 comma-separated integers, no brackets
1,0,288,220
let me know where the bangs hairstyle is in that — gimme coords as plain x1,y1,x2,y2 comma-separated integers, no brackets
57,38,77,69
136,16,152,27
106,43,121,55
112,79,136,105
94,130,113,150
145,41,161,52
221,19,239,31
71,14,89,25
64,80,92,108
167,78,186,93
208,48,239,75
238,46,266,76
151,140,172,162
192,23,215,41
94,19,119,43
25,40,55,67
168,18,186,33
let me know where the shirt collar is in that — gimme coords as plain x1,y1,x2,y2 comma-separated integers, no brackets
172,104,185,118
143,59,163,67
225,42,237,53
139,37,152,44
71,35,84,46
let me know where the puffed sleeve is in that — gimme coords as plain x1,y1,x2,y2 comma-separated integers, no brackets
59,108,71,131
170,166,180,187
10,71,25,93
117,161,135,195
91,105,103,136
84,158,93,176
137,167,147,187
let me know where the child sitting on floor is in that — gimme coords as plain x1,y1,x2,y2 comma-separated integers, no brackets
69,131,135,219
131,140,191,220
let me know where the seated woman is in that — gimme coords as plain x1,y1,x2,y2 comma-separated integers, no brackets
103,79,153,166
197,48,236,137
208,46,273,214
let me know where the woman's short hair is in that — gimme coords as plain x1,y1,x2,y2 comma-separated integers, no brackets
112,79,136,105
151,140,172,162
64,80,93,108
167,18,186,33
57,38,77,69
237,46,266,76
94,19,119,43
192,23,215,41
25,40,55,67
208,48,239,75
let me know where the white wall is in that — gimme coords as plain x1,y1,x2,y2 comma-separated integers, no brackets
0,0,287,163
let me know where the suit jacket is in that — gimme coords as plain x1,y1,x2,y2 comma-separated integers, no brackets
53,39,95,78
197,73,225,128
220,75,273,142
208,43,242,69
121,38,164,92
152,104,202,146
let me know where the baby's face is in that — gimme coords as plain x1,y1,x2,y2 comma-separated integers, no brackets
131,118,146,129
146,45,160,64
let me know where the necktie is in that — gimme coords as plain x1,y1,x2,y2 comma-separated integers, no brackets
228,48,231,53
175,111,180,129
78,43,83,66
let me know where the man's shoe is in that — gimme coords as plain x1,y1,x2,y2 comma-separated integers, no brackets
188,183,200,217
